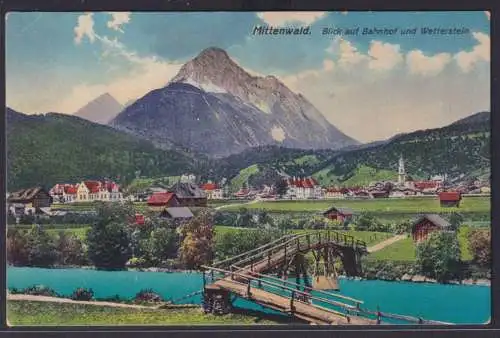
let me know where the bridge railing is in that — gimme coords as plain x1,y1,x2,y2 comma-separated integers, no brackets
202,266,452,326
211,233,298,269
202,265,359,323
229,230,367,270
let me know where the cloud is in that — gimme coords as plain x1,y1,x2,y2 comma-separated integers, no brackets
256,12,326,26
367,41,403,71
107,12,131,33
58,14,183,113
74,13,95,44
454,32,490,72
323,59,335,71
328,38,369,67
279,33,489,142
406,50,452,76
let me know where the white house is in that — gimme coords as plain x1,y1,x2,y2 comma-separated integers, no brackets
180,174,197,184
200,181,224,200
285,177,322,200
75,180,123,202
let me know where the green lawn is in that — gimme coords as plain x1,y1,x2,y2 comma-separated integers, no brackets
7,301,285,326
222,196,490,214
368,227,476,262
47,227,90,240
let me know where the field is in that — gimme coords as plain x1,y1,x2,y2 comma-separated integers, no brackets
222,196,490,214
368,227,474,262
7,301,287,326
214,226,393,247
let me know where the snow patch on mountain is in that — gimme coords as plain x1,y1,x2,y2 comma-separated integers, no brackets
182,77,227,94
271,126,286,142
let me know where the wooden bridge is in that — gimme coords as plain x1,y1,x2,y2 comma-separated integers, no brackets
201,230,452,326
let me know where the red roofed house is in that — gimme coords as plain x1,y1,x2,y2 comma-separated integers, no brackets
325,187,344,199
49,184,78,203
200,182,223,200
439,191,462,208
147,192,180,208
285,177,323,200
75,180,123,202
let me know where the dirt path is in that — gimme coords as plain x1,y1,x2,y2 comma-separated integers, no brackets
366,234,407,253
7,294,154,309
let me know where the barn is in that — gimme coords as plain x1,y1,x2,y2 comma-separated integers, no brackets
322,206,355,223
411,214,451,242
8,187,53,213
147,192,180,208
439,191,462,208
169,182,207,207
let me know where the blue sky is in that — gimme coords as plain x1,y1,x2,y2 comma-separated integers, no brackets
5,11,490,142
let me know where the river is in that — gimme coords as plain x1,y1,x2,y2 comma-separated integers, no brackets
7,267,490,325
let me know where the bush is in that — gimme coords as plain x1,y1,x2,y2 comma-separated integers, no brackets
26,225,58,268
70,287,94,301
135,289,162,303
23,285,58,297
7,228,30,266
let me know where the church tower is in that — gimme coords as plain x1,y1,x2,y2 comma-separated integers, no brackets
398,154,406,185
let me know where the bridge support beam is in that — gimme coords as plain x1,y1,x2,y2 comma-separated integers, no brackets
202,286,232,315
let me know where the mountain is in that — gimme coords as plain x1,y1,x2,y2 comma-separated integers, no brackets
202,111,490,189
6,108,196,191
74,93,124,124
110,47,359,157
451,111,490,126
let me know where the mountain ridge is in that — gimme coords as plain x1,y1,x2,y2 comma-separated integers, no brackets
74,93,124,125
110,47,358,157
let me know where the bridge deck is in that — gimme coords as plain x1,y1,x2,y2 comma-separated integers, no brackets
210,279,374,325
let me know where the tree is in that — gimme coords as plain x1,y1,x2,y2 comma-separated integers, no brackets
179,210,215,269
448,212,464,231
468,229,491,267
274,178,288,197
256,210,274,228
355,213,380,231
235,208,254,228
416,232,461,282
86,203,133,270
26,225,58,267
147,227,179,265
56,231,86,266
7,228,30,266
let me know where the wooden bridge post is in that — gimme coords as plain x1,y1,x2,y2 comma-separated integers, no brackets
335,232,339,243
202,270,206,290
211,269,214,281
343,233,348,245
318,233,322,245
230,266,234,280
327,230,330,243
307,234,311,248
290,291,295,313
268,251,271,267
246,278,252,297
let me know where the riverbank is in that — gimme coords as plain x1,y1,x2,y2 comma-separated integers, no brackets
7,299,295,326
339,275,491,286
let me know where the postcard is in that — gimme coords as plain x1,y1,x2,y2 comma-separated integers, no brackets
5,11,491,326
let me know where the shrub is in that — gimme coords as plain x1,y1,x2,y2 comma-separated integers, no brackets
23,285,58,297
70,287,94,301
135,288,162,303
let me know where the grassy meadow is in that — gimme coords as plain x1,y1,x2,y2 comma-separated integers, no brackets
7,301,287,326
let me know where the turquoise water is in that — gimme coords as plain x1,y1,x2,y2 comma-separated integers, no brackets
7,267,490,325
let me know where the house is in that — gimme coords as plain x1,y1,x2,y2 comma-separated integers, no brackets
147,192,180,208
8,187,53,213
325,188,344,199
323,206,355,223
411,214,451,242
234,188,250,199
370,191,389,199
75,180,123,202
439,191,462,207
200,182,223,200
49,184,78,203
285,177,322,200
135,213,145,226
169,182,207,207
160,207,194,220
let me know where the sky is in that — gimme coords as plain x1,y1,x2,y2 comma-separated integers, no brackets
5,11,490,142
